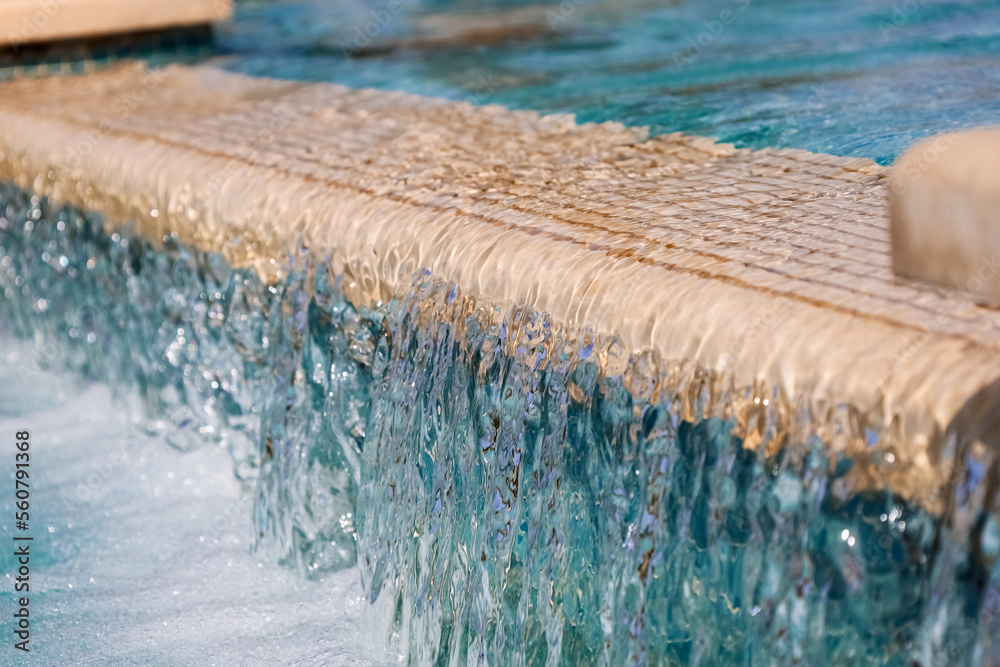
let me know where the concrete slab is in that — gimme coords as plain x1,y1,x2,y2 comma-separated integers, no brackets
1,0,230,47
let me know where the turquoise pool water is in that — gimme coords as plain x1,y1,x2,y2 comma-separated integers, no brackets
218,0,1000,164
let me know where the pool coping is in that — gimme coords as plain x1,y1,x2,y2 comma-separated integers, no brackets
1,63,998,507
0,0,231,47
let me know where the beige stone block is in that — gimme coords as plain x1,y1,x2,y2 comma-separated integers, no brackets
890,127,1000,301
0,0,231,47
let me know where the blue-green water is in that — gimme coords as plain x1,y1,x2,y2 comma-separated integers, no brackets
217,0,1000,164
2,181,999,665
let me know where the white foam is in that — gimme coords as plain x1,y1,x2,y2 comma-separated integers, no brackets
0,337,391,666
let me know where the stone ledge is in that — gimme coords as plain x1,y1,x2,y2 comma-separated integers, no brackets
0,64,998,503
0,0,230,47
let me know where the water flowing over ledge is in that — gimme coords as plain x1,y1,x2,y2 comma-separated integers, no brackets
2,64,1000,499
2,60,1000,664
2,183,999,665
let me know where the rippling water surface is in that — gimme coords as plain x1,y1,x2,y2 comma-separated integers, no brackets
218,0,1000,163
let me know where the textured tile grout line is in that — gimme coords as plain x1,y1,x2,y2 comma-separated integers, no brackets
0,63,998,501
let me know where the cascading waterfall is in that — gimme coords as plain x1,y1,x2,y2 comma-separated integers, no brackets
354,278,999,666
1,181,998,666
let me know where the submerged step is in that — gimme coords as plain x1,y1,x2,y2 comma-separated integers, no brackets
0,64,998,503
